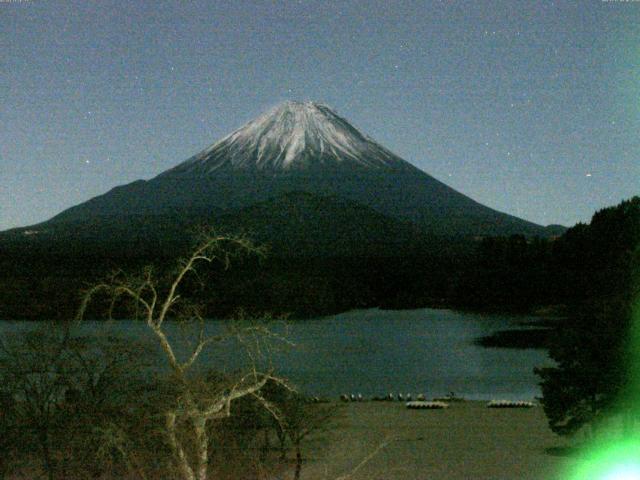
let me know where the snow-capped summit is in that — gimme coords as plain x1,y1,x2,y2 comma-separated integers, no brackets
161,101,414,175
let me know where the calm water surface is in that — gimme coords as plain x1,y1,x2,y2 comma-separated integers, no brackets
1,308,552,401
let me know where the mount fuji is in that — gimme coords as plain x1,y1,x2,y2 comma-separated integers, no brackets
0,101,569,319
8,101,560,255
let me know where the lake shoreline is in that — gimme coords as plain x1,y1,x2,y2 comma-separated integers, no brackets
0,306,561,351
1,308,550,401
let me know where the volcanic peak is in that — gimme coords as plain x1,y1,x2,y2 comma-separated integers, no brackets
161,101,412,176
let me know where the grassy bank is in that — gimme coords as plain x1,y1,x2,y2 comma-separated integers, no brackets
300,401,578,480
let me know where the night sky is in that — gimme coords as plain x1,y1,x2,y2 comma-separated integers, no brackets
2,0,638,231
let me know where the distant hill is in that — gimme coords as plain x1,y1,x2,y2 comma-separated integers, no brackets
215,191,430,257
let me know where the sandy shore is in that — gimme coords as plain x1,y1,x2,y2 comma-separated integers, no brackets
298,400,578,480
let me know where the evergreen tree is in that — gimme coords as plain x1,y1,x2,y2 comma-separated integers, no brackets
535,197,640,437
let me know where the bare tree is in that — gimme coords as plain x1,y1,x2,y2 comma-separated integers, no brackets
0,326,72,480
256,380,341,480
0,322,155,480
77,232,290,480
282,396,339,480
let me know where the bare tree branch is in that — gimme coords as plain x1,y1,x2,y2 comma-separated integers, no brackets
334,437,394,480
76,232,284,480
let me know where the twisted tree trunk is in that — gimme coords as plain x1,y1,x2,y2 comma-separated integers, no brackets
293,441,302,480
194,416,209,480
166,412,195,480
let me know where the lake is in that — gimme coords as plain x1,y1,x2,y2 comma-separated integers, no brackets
0,308,552,401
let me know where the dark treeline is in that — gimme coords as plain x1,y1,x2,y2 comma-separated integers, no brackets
533,197,640,438
452,196,639,313
0,251,456,320
0,196,638,321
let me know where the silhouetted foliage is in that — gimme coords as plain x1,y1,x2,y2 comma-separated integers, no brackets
535,197,640,437
0,385,17,480
0,324,151,479
535,311,629,436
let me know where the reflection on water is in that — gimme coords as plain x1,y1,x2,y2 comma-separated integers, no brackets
0,308,552,400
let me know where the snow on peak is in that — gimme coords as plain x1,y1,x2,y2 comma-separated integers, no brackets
161,101,413,175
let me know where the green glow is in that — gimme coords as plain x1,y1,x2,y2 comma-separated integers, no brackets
567,439,640,480
603,465,640,480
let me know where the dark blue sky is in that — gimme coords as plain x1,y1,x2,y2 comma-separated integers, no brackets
2,0,638,230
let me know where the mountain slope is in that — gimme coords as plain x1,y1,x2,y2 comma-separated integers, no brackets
215,191,429,257
17,100,554,239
